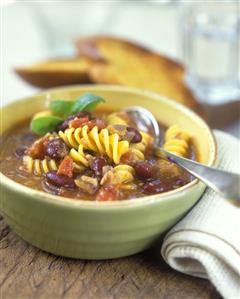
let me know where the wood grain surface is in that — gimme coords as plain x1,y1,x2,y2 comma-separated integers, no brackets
0,215,221,299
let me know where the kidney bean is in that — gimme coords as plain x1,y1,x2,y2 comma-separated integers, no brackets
134,161,155,178
57,116,75,131
45,138,69,160
91,157,108,179
43,179,61,195
15,147,27,158
46,171,75,188
126,127,142,143
174,177,186,187
168,157,175,163
142,179,171,194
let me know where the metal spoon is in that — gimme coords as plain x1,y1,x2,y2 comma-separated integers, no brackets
124,106,240,202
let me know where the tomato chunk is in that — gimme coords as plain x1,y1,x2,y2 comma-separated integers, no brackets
96,184,121,201
86,119,106,130
120,151,135,166
28,135,49,159
57,156,74,178
69,117,89,128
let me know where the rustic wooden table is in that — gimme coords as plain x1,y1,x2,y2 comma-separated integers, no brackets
0,215,221,299
1,102,239,299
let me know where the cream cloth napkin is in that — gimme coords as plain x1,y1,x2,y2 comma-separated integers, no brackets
161,130,240,299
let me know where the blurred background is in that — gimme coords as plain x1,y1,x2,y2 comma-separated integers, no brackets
2,0,240,136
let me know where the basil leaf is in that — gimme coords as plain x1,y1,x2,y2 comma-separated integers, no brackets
71,93,105,113
30,116,63,135
49,100,74,117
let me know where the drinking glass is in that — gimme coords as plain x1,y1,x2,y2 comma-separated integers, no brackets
180,1,240,104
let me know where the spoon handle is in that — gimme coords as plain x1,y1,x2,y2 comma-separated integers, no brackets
160,149,240,202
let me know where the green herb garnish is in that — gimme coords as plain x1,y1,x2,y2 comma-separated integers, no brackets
30,116,64,135
49,100,74,118
71,93,105,114
31,93,105,135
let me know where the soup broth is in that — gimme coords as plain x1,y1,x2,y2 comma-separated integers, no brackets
0,110,195,200
0,104,195,201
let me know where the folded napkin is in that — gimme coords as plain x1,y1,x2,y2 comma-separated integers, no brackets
161,130,240,299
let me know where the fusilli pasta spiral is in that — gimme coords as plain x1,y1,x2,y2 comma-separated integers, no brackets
59,125,130,164
69,144,90,167
163,125,190,157
100,164,135,185
21,155,58,176
106,112,129,126
126,148,145,161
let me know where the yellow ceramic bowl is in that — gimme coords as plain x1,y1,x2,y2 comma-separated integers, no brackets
0,85,216,259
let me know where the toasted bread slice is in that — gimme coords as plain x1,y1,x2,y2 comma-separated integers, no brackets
75,36,184,80
89,62,199,112
75,36,200,112
15,58,92,88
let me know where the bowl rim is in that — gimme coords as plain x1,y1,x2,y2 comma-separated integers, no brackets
0,84,217,210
